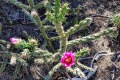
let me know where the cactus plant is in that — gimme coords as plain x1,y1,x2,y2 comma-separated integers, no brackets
1,0,118,80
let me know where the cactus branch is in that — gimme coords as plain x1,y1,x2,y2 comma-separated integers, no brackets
22,9,37,24
44,63,62,80
17,57,28,66
0,51,28,66
66,67,77,76
54,0,60,22
67,67,85,78
77,61,93,71
34,54,58,65
0,51,10,73
53,0,67,53
34,51,62,65
53,0,67,52
0,59,7,74
67,27,117,46
32,9,55,52
35,0,52,10
30,0,55,53
44,25,55,31
50,36,60,41
65,18,93,37
27,0,35,8
13,64,21,80
35,1,44,10
33,48,53,58
0,40,9,45
74,67,85,77
50,18,92,41
7,0,31,10
55,23,67,53
7,0,55,52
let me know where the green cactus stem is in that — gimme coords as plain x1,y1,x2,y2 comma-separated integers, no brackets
31,9,55,52
0,51,9,73
17,57,28,66
65,18,93,37
34,52,61,65
0,59,8,74
74,67,85,77
75,48,88,60
22,31,29,40
8,0,31,10
32,48,59,64
50,36,60,41
111,14,120,27
44,63,62,80
55,23,67,53
7,0,55,52
46,0,69,53
12,63,21,80
59,36,67,53
35,1,44,10
34,57,55,65
53,0,67,53
35,0,52,11
50,18,92,41
67,27,117,46
67,67,85,78
54,0,60,22
0,40,9,45
28,0,55,52
33,48,53,58
34,53,59,65
55,23,65,38
0,51,28,67
77,61,93,71
44,25,55,31
27,0,35,8
51,27,116,43
66,67,78,76
22,9,37,24
10,54,17,65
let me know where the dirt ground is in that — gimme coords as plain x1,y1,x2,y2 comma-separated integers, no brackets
0,0,120,80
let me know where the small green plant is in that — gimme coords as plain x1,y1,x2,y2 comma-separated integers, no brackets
0,0,117,80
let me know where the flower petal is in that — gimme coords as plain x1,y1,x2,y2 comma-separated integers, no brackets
60,51,75,68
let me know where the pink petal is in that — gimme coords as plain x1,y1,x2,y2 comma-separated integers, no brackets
60,51,75,68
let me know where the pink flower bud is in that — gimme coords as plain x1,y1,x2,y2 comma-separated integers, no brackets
10,38,20,45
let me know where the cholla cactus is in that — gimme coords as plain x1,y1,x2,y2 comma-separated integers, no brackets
1,0,117,80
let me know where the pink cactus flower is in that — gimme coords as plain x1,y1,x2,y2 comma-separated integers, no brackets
61,51,75,68
10,38,20,45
